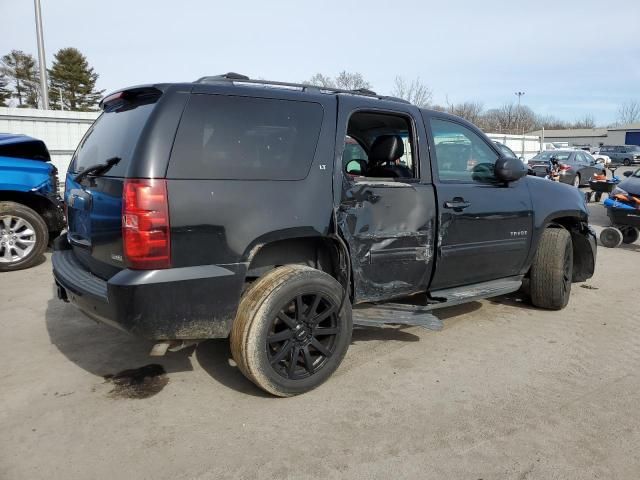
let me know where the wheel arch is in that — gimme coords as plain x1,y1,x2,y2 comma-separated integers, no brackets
244,235,349,288
529,215,595,282
0,190,63,233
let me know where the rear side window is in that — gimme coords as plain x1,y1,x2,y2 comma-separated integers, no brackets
70,102,156,177
168,94,324,180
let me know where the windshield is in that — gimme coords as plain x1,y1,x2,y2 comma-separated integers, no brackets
70,102,156,177
632,169,640,178
531,151,571,162
495,142,517,158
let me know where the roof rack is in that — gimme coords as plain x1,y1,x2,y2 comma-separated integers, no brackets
195,73,411,105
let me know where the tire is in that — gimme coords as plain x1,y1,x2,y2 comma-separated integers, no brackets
623,158,631,166
230,265,352,397
530,228,573,310
0,201,48,272
620,226,639,244
600,227,623,248
594,192,603,202
572,174,581,187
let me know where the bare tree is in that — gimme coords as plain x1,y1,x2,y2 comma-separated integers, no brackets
480,103,536,134
572,114,596,129
447,100,484,125
334,71,371,90
305,73,335,88
617,100,640,125
391,76,432,107
304,71,372,91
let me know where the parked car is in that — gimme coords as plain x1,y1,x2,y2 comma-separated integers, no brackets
590,151,612,165
0,134,64,271
52,74,596,396
527,149,605,187
597,145,640,166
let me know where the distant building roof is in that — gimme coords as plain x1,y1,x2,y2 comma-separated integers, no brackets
527,128,608,138
608,122,640,131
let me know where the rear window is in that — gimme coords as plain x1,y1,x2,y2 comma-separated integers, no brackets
70,102,156,177
168,94,324,180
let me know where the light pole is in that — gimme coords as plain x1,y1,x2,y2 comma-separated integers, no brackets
34,0,49,109
514,91,525,136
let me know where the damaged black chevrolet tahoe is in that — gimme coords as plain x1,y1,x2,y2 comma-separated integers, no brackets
53,73,597,396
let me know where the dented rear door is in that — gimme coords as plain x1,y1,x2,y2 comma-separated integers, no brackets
335,96,437,303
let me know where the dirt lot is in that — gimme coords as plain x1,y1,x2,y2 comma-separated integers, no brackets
1,199,639,480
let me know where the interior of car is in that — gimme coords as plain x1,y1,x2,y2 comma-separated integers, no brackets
342,112,416,179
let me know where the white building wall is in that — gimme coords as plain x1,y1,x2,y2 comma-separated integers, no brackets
606,131,627,145
0,107,99,179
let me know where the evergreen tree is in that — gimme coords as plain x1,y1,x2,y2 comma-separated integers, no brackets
0,50,40,108
49,48,104,111
0,72,11,107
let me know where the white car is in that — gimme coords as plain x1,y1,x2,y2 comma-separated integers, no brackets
591,151,612,165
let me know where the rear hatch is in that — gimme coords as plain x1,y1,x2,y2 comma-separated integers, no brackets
65,88,163,279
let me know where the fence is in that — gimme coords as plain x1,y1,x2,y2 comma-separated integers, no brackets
0,107,99,180
486,133,541,161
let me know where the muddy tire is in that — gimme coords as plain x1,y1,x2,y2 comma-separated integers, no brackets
530,228,573,310
230,265,352,397
0,201,48,272
600,227,623,248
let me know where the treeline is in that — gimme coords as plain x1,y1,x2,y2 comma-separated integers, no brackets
305,72,640,133
0,48,103,111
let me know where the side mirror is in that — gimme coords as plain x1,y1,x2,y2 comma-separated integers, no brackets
495,156,527,183
624,171,633,177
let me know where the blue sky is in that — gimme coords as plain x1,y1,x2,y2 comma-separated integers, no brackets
1,0,638,125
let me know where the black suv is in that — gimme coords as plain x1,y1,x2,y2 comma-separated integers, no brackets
53,74,597,396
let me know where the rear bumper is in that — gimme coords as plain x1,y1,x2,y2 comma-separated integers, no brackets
52,235,246,340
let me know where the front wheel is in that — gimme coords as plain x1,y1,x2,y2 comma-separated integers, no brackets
623,158,631,166
230,265,352,397
0,201,48,272
530,228,573,310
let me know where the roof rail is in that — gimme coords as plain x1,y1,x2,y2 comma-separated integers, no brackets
194,73,412,105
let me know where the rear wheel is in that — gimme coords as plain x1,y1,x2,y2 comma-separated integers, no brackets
0,202,48,272
230,265,352,397
600,227,623,248
530,228,573,310
620,226,639,244
572,174,581,187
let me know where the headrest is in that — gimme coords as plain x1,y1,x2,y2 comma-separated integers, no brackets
369,135,404,165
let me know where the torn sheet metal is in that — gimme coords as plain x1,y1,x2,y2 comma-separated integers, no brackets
338,178,437,304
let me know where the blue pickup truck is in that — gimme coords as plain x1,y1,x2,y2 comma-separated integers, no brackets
0,133,64,271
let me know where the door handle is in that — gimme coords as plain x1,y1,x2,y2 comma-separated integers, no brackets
444,198,471,210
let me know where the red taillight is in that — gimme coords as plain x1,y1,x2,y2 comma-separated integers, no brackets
558,164,571,171
122,179,171,269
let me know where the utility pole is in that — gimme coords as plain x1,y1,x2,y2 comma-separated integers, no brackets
34,0,49,109
514,91,525,135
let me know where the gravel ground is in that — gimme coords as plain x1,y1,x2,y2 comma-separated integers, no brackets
1,197,639,480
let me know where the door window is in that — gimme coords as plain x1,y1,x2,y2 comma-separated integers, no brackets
343,112,417,179
430,119,498,182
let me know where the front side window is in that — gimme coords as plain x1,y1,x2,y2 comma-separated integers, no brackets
430,119,498,182
169,94,324,180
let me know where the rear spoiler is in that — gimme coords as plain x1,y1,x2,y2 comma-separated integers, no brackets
99,86,164,110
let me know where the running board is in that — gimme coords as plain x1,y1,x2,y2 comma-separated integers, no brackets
352,276,522,331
